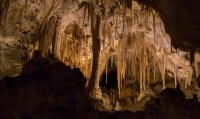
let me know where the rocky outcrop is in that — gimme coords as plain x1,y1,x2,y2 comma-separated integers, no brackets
143,87,200,119
0,54,90,119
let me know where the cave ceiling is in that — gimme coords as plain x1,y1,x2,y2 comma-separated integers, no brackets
135,0,200,50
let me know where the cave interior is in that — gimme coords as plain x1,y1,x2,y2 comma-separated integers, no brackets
0,0,200,119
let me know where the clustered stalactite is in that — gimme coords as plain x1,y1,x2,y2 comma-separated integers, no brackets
0,0,11,33
79,0,194,98
0,0,199,101
62,21,93,82
33,0,63,52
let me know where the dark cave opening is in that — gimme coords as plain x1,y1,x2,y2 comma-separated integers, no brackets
100,68,118,90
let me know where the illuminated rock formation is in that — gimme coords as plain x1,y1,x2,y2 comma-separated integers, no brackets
1,0,200,112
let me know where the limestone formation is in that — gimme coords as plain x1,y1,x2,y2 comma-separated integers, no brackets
1,0,200,117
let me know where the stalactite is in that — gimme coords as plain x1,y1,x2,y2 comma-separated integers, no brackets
102,22,106,48
52,15,62,59
106,51,108,84
158,58,164,88
78,1,89,25
143,65,146,89
60,35,66,62
147,64,150,84
140,53,143,90
153,12,156,45
1,0,11,33
25,0,28,16
177,48,179,55
163,59,166,89
117,60,121,97
144,10,147,29
34,0,62,50
38,16,57,57
132,55,134,81
133,1,136,31
107,24,112,48
185,77,188,89
190,49,195,65
174,64,177,88
85,54,88,85
114,7,119,41
189,66,193,86
119,6,129,89
143,48,146,89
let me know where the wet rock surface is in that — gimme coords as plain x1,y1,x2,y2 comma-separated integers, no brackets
0,56,200,119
